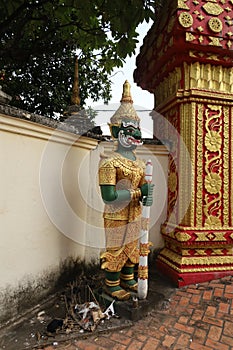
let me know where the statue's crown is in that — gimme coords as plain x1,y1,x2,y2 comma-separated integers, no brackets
109,80,140,127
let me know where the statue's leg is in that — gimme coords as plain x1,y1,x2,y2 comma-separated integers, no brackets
104,269,131,301
120,261,138,292
101,220,136,300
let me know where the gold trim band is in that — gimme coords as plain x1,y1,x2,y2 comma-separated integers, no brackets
138,266,148,280
105,279,120,287
129,188,142,201
120,273,134,281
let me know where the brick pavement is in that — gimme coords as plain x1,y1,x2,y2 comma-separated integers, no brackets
40,275,233,350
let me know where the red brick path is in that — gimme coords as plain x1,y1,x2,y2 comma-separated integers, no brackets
41,276,233,350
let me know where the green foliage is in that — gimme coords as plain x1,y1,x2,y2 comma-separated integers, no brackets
2,49,113,116
85,106,98,125
0,0,157,117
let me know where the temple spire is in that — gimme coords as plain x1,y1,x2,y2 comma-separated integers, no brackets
71,56,80,106
120,80,133,104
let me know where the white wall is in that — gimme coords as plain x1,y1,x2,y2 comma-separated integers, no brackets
0,113,99,322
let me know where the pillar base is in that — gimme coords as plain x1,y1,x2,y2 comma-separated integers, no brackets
156,259,233,287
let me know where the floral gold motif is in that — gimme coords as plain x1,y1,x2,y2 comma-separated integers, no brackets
101,243,139,271
208,18,223,33
196,104,204,227
139,242,152,256
205,215,222,227
138,265,148,280
208,36,222,46
99,164,116,185
202,3,224,16
175,231,191,242
203,105,222,227
178,0,189,10
186,32,196,42
205,131,221,151
225,17,233,26
168,172,177,192
223,107,229,227
178,12,193,28
199,35,204,43
198,14,205,20
204,173,221,195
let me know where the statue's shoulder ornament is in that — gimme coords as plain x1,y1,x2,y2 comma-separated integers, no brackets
99,153,117,169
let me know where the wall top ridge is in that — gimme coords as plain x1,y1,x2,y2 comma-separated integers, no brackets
0,103,106,142
0,111,99,150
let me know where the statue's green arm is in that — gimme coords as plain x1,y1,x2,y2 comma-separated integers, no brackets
100,185,131,203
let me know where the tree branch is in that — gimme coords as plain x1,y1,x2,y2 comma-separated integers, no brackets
0,0,50,34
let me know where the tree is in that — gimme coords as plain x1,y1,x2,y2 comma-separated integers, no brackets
0,0,158,117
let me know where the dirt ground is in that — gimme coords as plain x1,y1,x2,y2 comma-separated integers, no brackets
0,269,175,350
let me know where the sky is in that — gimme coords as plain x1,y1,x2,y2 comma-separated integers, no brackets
85,21,154,138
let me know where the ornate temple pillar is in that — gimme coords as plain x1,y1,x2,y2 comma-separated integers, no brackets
134,0,233,286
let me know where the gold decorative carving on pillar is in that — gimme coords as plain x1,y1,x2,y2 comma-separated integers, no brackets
196,104,204,227
168,172,177,193
179,102,194,226
202,3,224,16
225,17,233,26
223,106,229,227
198,14,205,20
231,106,233,226
208,36,222,46
155,67,182,106
178,12,194,27
199,35,204,43
208,18,223,32
203,105,222,228
186,32,196,41
178,0,190,10
187,62,233,92
134,0,233,286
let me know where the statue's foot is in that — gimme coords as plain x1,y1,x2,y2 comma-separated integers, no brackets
104,285,131,301
120,279,138,292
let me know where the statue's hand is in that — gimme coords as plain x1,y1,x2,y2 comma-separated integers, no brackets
140,183,154,207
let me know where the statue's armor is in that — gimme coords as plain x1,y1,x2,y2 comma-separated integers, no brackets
99,152,146,272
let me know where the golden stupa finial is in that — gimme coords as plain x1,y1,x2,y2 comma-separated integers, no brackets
120,80,133,104
109,80,140,130
71,56,81,105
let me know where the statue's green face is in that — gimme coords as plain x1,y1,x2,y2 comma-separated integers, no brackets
112,119,143,149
